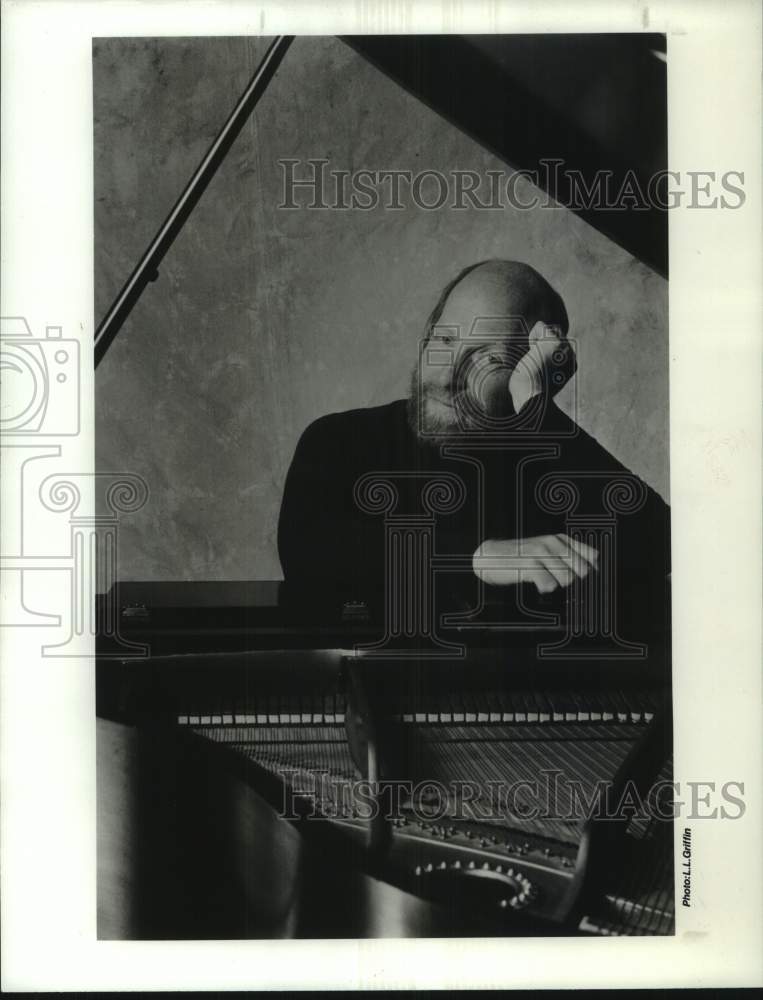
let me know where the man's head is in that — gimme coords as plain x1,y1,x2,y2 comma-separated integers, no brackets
409,259,570,442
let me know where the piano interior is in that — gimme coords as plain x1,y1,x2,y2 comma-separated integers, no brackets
96,584,674,939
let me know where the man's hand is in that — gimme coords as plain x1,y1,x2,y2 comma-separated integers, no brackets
472,533,599,593
508,322,577,414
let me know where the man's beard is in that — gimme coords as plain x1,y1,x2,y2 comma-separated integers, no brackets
407,367,468,444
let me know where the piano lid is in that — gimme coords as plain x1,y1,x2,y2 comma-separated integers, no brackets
344,34,668,277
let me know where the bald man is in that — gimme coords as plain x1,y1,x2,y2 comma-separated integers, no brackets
278,260,670,635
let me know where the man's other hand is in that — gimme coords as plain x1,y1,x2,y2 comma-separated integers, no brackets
472,533,599,593
508,322,577,414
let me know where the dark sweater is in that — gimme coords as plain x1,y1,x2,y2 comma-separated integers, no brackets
277,399,670,637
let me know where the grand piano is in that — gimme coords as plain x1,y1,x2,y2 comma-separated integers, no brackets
95,34,673,939
96,571,673,938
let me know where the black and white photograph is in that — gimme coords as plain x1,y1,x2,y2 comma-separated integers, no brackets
94,32,674,940
1,0,761,991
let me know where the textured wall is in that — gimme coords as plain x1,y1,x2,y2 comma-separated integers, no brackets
94,36,668,582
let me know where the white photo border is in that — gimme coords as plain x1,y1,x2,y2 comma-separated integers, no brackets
1,0,761,990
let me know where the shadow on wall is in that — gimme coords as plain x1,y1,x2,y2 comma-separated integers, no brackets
94,35,668,582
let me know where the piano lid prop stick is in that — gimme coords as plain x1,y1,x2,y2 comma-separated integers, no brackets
94,35,294,368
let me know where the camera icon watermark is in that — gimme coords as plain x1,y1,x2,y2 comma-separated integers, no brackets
0,316,80,436
1,315,148,656
416,315,578,441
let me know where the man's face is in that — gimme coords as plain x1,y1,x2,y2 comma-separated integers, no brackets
411,281,532,442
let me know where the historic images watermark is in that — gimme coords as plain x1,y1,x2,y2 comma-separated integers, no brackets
278,772,746,824
278,159,747,212
0,315,149,656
